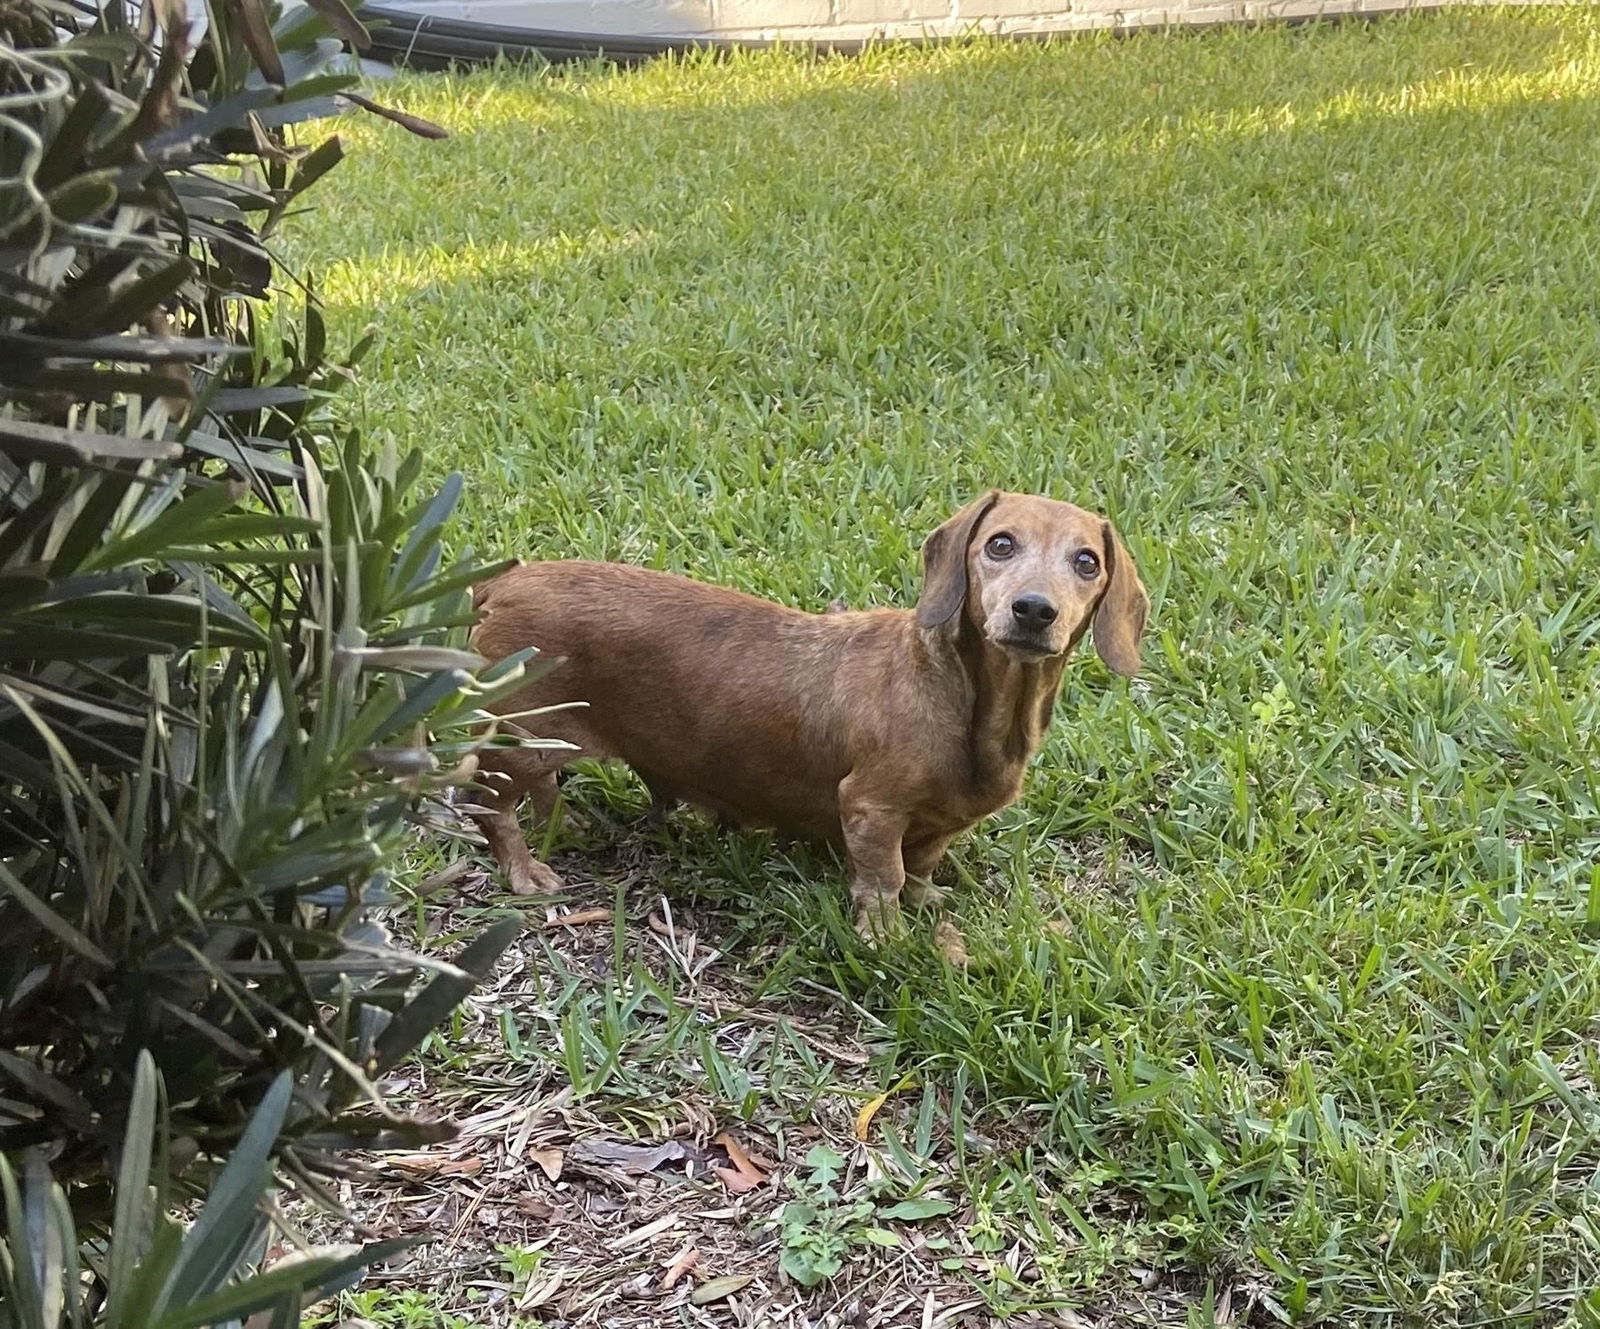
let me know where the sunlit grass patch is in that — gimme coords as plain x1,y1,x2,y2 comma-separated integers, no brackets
291,9,1600,1324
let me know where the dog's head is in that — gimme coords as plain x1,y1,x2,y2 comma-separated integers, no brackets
915,490,1149,675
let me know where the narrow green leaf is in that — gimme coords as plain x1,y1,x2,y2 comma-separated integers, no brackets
178,432,300,480
49,467,144,578
159,1072,293,1311
0,1052,96,1122
0,329,244,363
223,0,286,85
203,387,314,414
142,87,281,156
372,915,522,1071
22,1153,65,1329
25,367,196,402
0,863,112,967
365,669,471,745
298,0,370,51
82,482,244,574
0,625,188,659
692,1275,754,1305
186,514,323,541
878,1197,955,1222
154,1237,418,1329
390,557,517,614
156,547,348,567
0,1156,46,1322
342,646,485,672
24,593,264,648
0,418,182,466
394,473,462,595
94,258,198,341
107,1053,160,1328
112,1215,186,1329
286,137,343,200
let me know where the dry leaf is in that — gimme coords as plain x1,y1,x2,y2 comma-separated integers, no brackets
568,1138,700,1176
528,1147,564,1181
516,1272,564,1311
1046,918,1071,936
854,1091,891,1142
661,1243,698,1290
712,1131,760,1175
712,1131,767,1194
608,1214,680,1250
691,1274,754,1305
713,1166,762,1194
541,907,612,929
413,859,474,895
515,1195,554,1221
386,1152,482,1180
932,918,970,967
383,1151,439,1177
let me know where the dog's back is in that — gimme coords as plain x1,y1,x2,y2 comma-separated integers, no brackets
472,561,875,839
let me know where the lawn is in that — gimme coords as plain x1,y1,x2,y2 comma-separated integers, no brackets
286,10,1600,1326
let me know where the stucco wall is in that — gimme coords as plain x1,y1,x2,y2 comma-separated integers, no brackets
386,0,1554,44
724,0,1548,40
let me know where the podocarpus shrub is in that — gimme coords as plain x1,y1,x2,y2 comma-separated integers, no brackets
0,0,531,1319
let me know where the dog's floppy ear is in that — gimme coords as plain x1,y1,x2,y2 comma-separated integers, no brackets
1093,520,1150,677
916,490,1002,630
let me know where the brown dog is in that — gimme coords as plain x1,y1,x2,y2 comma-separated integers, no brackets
469,491,1149,935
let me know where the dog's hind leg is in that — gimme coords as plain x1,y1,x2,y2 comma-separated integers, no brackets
635,769,678,828
534,770,593,837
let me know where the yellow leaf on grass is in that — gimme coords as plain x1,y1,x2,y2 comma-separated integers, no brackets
854,1092,891,1142
854,1074,923,1141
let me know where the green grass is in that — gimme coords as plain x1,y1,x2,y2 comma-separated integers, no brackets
288,10,1600,1325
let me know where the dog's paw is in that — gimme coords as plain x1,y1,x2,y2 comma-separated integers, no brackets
509,859,565,896
902,874,949,909
931,917,970,967
553,804,591,837
854,900,905,942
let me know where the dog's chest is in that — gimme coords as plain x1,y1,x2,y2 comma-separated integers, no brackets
906,765,1028,842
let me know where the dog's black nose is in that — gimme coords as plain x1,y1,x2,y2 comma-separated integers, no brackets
1011,594,1058,627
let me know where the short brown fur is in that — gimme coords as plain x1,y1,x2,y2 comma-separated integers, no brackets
469,491,1149,935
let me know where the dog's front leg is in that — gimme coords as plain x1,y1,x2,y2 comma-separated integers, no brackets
839,775,910,939
472,763,566,896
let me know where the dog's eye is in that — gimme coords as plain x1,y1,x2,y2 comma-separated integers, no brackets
1074,549,1101,578
985,534,1016,560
